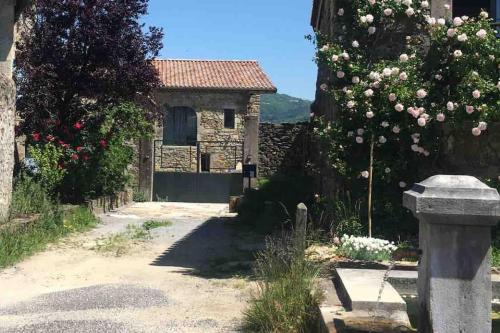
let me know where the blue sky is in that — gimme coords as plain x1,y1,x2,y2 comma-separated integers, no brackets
142,0,317,100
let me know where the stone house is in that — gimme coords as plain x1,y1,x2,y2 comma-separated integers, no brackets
136,59,276,201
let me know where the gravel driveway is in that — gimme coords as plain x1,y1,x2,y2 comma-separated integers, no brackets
0,202,262,333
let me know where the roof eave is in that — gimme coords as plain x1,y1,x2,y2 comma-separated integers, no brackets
158,86,277,94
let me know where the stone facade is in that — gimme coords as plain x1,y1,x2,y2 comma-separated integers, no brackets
259,122,310,177
152,90,257,173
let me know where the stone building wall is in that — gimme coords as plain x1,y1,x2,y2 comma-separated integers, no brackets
152,90,258,173
258,122,310,178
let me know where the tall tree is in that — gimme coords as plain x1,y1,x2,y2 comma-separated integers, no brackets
16,0,163,201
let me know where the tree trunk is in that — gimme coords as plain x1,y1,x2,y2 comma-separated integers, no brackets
0,74,15,222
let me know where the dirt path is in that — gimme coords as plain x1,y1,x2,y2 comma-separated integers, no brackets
0,203,263,333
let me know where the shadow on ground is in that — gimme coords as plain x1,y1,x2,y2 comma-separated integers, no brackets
151,217,265,278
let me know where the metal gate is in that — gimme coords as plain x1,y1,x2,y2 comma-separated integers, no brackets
152,140,244,203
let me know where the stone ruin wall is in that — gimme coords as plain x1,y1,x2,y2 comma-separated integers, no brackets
258,122,311,178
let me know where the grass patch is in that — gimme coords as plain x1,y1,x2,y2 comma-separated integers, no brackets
95,220,172,256
493,246,500,267
0,206,99,268
10,175,53,218
242,232,324,333
142,220,172,230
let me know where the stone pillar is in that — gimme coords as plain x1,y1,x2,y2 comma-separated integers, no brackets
403,175,500,333
244,94,260,189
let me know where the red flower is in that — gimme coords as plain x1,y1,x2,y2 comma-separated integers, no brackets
70,153,79,161
73,122,83,130
32,133,41,142
82,154,89,161
76,146,83,152
46,134,55,142
99,139,107,148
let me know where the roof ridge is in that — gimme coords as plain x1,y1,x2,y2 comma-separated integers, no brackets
152,58,259,63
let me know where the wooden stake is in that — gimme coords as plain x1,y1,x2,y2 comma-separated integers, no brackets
368,134,375,238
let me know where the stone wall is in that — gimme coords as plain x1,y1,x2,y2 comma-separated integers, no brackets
258,122,310,177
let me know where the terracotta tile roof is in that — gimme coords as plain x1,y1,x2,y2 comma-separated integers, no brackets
152,59,277,92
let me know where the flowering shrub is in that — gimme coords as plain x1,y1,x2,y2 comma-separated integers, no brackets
338,235,397,262
313,1,499,235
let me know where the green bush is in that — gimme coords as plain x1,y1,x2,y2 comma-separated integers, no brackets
10,175,53,217
28,143,66,195
243,232,324,333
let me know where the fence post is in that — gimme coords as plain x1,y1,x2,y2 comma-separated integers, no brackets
403,175,500,333
295,203,308,248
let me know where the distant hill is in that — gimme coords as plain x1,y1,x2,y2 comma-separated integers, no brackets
260,93,312,124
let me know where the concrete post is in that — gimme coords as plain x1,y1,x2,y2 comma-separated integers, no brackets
244,94,260,189
138,139,153,201
403,175,500,333
295,203,308,248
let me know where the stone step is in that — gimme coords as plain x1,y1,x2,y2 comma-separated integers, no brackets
334,268,407,313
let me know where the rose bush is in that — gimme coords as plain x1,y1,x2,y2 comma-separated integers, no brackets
313,0,499,237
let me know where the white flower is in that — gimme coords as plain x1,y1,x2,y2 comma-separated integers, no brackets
379,136,387,144
366,14,374,23
357,128,365,135
472,127,481,136
381,121,389,128
411,144,419,152
436,113,446,122
472,90,481,99
399,181,407,188
405,8,415,16
447,101,455,111
402,0,412,6
368,26,376,35
418,117,427,127
480,11,489,19
399,53,409,62
457,33,468,42
453,50,463,58
331,54,339,62
416,89,427,99
388,93,397,102
497,81,500,91
320,45,329,52
338,8,345,16
444,4,450,10
421,1,429,8
341,52,350,60
361,171,370,178
373,81,380,88
437,18,446,25
391,67,400,75
447,28,456,38
384,8,393,16
395,103,404,112
393,125,401,134
369,71,381,81
347,100,356,108
369,0,376,5
479,121,488,131
382,68,392,77
360,15,367,23
352,76,360,84
366,111,375,118
337,71,345,78
320,83,328,91
352,40,360,48
476,29,487,39
385,167,391,174
453,17,464,26
364,89,374,97
466,105,474,114
356,136,364,144
426,16,436,25
399,72,408,80
435,74,443,80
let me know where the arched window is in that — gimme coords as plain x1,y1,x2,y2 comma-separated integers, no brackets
163,106,197,146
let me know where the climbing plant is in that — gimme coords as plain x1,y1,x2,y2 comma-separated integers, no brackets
313,0,500,236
